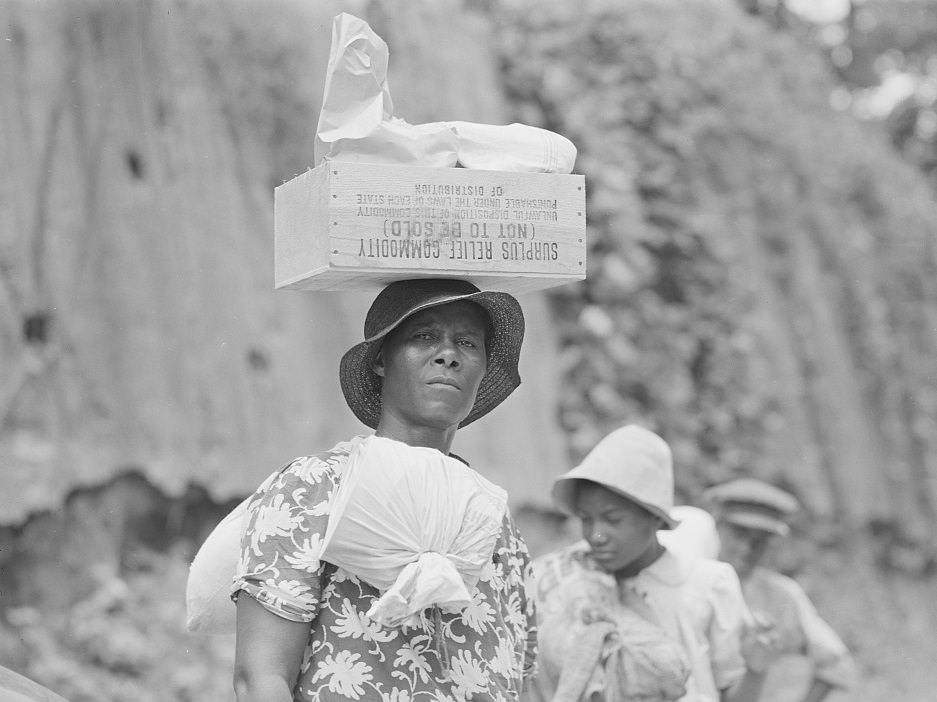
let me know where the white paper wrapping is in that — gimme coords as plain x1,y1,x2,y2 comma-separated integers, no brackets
314,13,458,168
447,121,578,174
315,13,577,174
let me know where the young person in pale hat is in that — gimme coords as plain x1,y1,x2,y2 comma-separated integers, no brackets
525,425,778,702
706,479,858,702
232,278,537,702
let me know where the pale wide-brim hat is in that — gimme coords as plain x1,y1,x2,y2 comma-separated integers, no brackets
339,278,525,429
552,424,678,529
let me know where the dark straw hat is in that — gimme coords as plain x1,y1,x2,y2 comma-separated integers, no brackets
339,278,525,429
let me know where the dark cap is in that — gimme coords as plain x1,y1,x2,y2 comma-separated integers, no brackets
703,478,799,537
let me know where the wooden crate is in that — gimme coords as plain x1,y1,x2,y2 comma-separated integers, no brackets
275,161,586,294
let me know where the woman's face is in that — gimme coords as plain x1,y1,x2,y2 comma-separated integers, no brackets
374,301,488,432
717,522,774,577
573,482,662,573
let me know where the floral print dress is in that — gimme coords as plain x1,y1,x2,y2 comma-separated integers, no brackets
232,436,538,702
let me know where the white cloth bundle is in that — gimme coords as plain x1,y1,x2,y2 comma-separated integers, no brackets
185,439,365,635
315,13,577,174
320,435,508,628
446,121,578,174
185,496,250,634
538,556,690,702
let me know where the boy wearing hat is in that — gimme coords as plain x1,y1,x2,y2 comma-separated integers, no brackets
705,479,858,702
231,279,537,702
527,425,776,702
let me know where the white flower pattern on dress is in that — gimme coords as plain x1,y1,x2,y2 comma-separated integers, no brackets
250,493,297,556
382,688,413,702
313,650,374,698
461,589,496,635
284,534,324,572
488,637,518,679
448,647,491,700
332,598,397,645
232,438,538,701
392,641,433,686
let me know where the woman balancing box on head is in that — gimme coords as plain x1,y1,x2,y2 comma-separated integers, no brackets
229,279,538,702
189,106,586,702
186,13,588,702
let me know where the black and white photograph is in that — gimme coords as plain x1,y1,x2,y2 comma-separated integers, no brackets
1,1,934,700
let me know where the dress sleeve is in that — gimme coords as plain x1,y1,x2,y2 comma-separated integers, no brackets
706,562,750,691
787,579,859,689
509,512,540,682
232,454,340,623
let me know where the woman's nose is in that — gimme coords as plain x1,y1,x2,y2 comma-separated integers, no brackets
434,339,461,367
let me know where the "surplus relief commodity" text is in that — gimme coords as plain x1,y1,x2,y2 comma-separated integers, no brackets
358,238,559,262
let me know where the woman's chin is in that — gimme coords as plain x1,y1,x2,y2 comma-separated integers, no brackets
591,553,625,572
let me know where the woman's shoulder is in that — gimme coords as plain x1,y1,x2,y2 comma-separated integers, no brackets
252,435,367,497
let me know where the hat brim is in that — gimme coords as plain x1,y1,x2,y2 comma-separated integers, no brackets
552,476,678,529
723,512,789,537
339,290,524,429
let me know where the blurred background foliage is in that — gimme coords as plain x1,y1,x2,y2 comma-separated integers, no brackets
2,0,937,700
501,0,937,527
747,0,937,185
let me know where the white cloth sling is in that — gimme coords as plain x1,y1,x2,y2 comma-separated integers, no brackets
185,434,507,634
319,435,507,628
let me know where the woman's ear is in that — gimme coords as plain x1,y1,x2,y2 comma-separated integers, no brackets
371,349,385,378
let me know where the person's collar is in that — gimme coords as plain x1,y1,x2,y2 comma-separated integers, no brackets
626,544,697,585
614,540,665,580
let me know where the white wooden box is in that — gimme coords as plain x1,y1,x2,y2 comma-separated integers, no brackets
275,162,586,294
